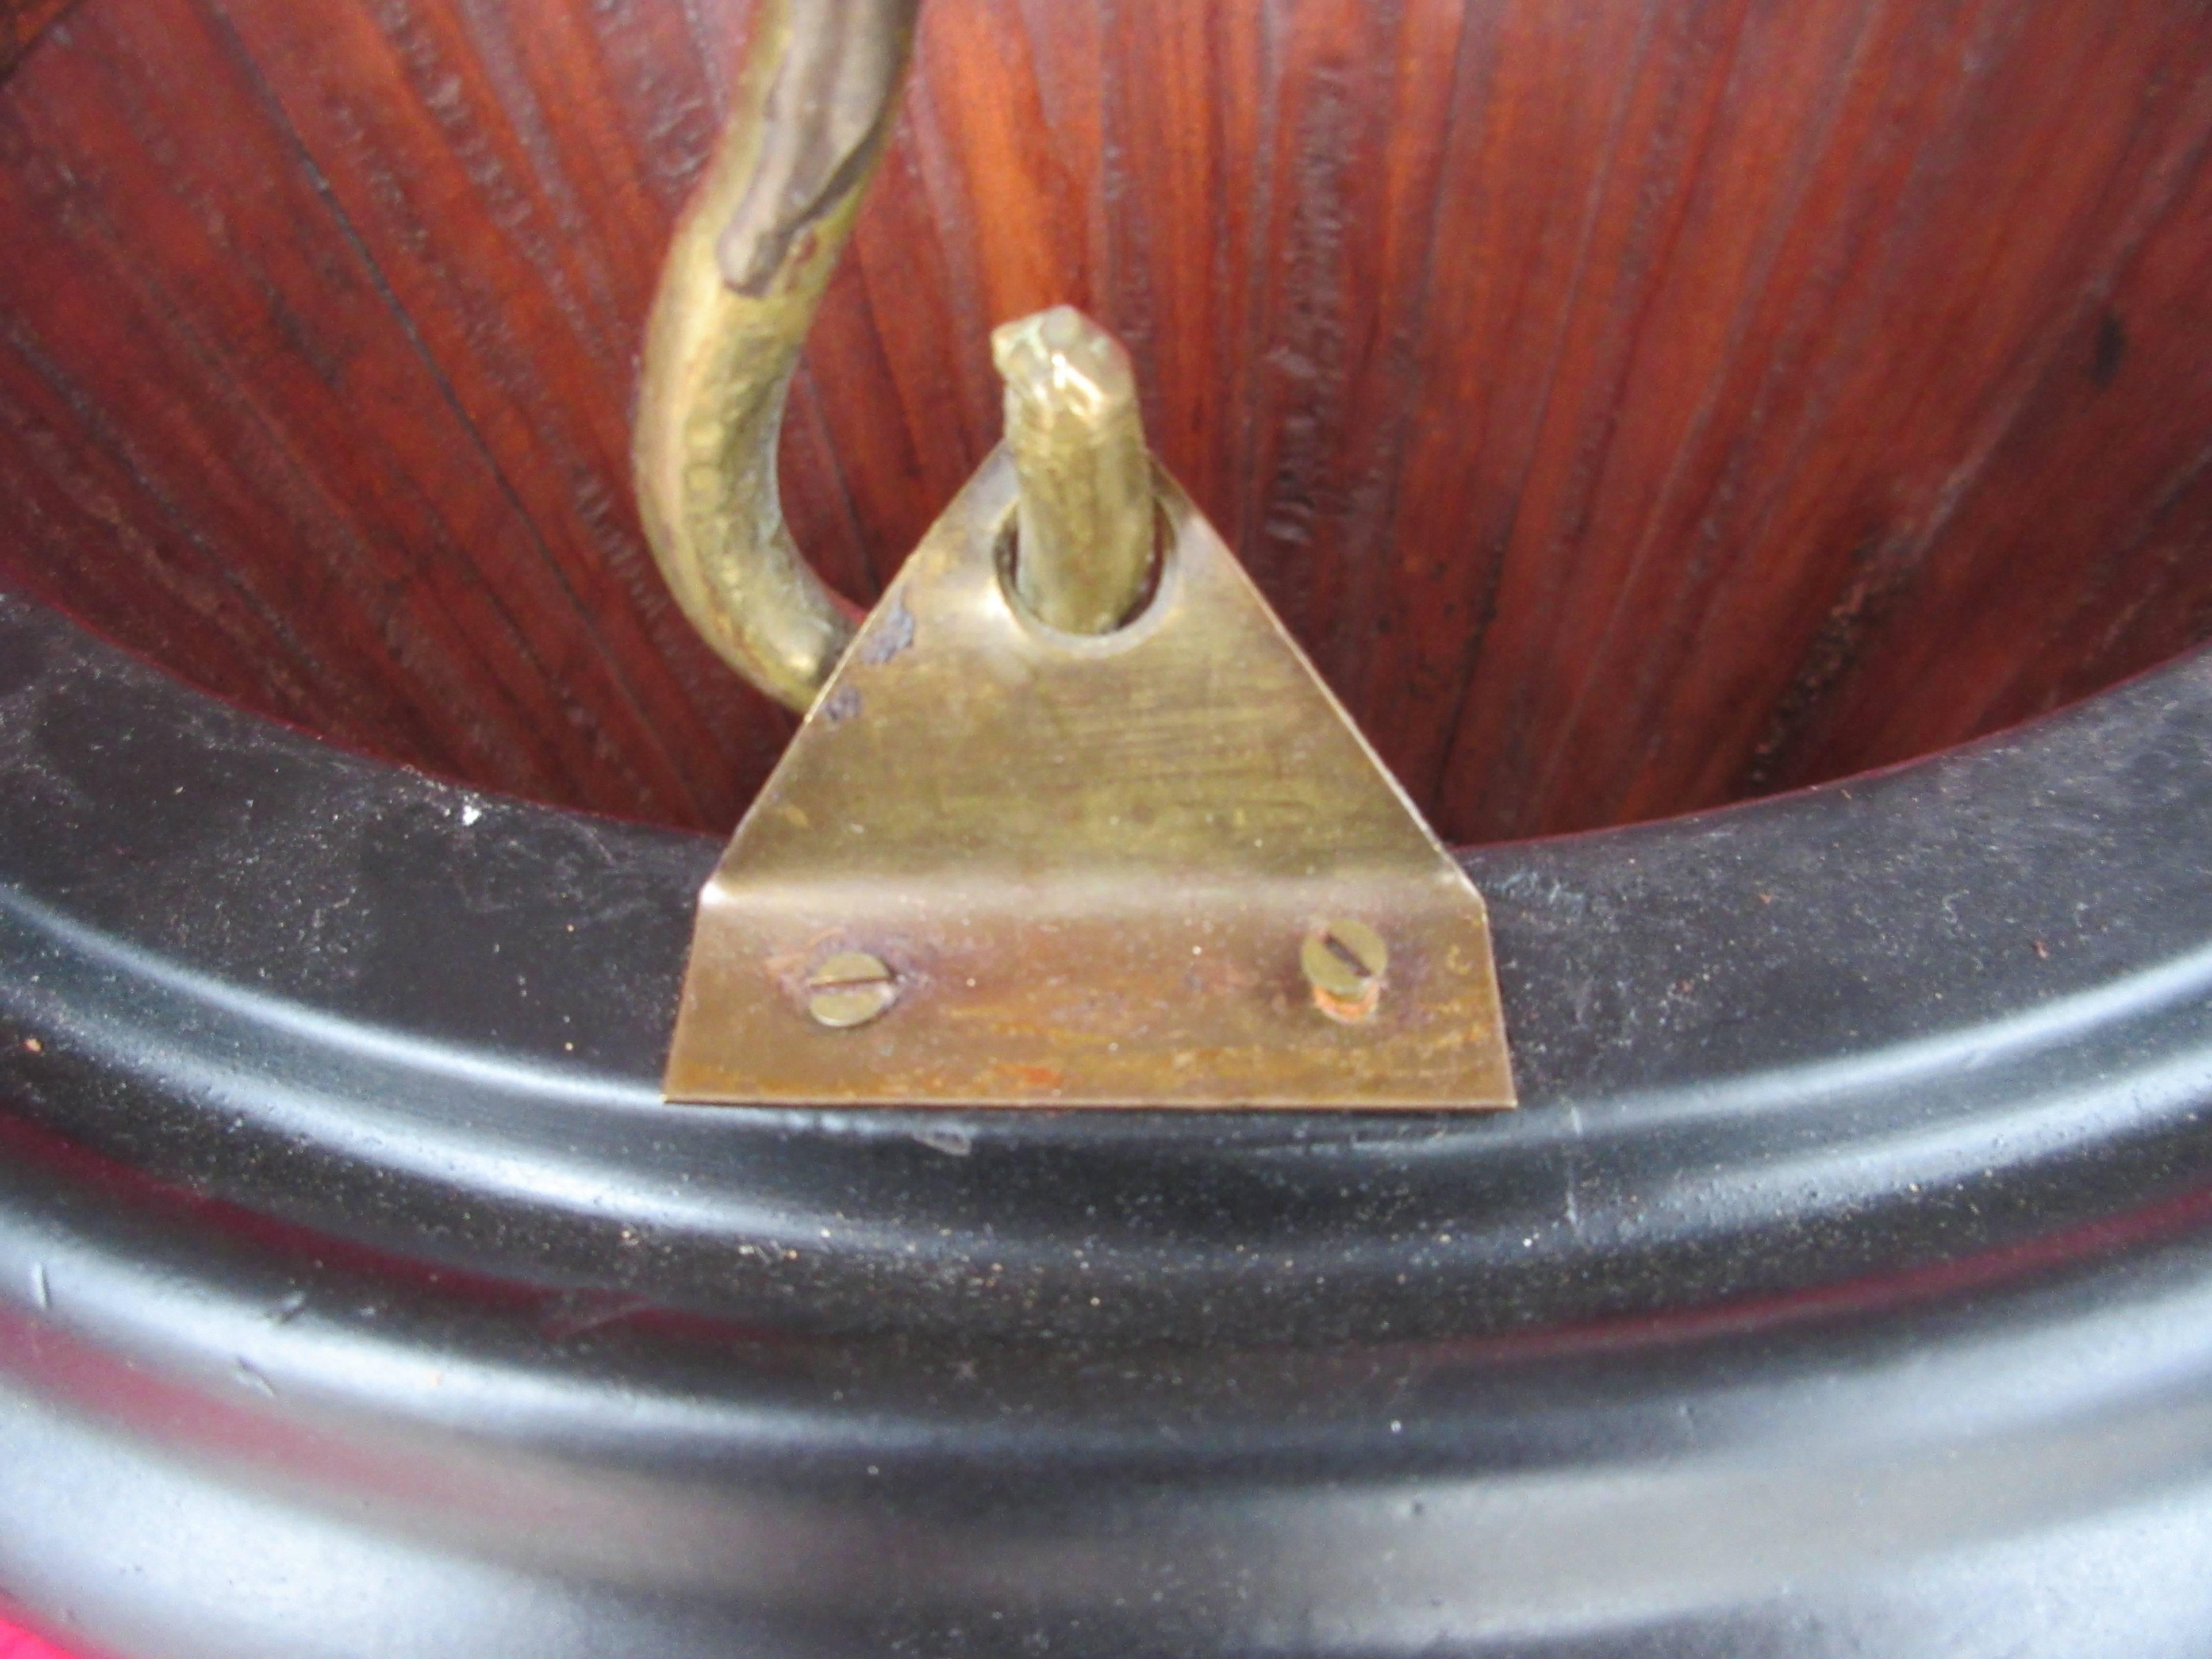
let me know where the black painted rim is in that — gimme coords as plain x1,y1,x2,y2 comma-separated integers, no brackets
3,588,2211,1658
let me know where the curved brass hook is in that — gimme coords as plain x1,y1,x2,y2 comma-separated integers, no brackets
634,0,922,713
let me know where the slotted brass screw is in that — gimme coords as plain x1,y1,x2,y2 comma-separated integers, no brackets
805,950,898,1029
1302,920,1387,1023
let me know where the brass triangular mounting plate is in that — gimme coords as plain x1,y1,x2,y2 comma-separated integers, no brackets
664,452,1515,1109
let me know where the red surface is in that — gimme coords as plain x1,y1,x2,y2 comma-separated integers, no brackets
0,1621,77,1659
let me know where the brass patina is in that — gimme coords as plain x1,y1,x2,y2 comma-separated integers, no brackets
662,437,1514,1109
993,307,1158,636
632,0,920,712
633,0,1161,709
643,4,1514,1109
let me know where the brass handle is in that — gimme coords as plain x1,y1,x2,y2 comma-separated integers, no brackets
634,0,1161,712
632,0,920,714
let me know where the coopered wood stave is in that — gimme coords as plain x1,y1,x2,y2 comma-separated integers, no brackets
0,0,2208,841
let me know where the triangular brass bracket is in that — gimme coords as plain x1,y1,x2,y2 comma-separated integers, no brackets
664,452,1515,1110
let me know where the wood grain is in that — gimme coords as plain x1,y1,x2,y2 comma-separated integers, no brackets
2,0,2209,841
0,0,77,79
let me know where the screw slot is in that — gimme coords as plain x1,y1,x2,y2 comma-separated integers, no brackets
805,950,899,1029
1302,919,1387,1024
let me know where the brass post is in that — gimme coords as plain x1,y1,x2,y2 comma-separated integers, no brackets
990,307,1157,634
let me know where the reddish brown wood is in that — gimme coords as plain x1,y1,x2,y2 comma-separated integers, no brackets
2,0,2209,840
0,0,77,77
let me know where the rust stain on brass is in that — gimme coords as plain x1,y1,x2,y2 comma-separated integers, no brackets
663,451,1515,1111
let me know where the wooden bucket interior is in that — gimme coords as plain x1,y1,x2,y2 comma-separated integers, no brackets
2,0,2207,843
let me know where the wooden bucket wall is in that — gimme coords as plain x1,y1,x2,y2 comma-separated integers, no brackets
1,0,2209,842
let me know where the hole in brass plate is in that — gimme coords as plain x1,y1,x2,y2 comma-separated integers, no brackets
994,502,1171,638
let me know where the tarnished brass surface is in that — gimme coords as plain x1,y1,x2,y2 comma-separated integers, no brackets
632,0,920,713
992,307,1158,635
663,452,1515,1109
642,20,1514,1110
